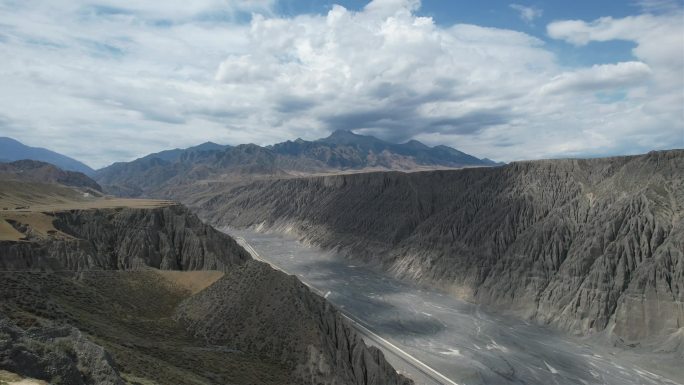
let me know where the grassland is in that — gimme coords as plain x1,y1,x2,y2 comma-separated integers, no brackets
154,270,224,294
0,180,175,241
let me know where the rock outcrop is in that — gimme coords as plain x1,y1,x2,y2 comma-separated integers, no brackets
176,260,413,385
0,317,123,385
196,150,684,346
0,204,250,271
0,203,411,384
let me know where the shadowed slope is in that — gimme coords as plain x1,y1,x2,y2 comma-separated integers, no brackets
195,150,684,347
94,130,497,198
0,137,93,175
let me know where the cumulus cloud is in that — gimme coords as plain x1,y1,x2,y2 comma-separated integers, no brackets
540,62,652,95
509,4,543,24
0,0,681,167
547,12,683,150
546,12,684,80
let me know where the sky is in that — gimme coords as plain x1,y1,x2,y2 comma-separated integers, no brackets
0,0,682,168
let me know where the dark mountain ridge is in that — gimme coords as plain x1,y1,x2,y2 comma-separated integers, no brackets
0,137,94,175
271,130,493,169
0,159,102,193
94,130,498,197
137,141,231,163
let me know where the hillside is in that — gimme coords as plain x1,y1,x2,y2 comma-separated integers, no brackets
0,159,102,193
192,149,684,349
0,178,411,384
94,130,498,197
176,260,411,385
0,137,94,175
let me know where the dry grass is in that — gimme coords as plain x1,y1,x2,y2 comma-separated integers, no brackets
0,370,48,385
0,180,86,209
0,219,23,241
0,180,176,242
1,198,176,213
154,270,225,295
0,212,75,242
0,180,174,213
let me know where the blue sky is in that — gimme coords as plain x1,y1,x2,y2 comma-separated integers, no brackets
276,0,662,66
0,0,682,167
278,0,642,25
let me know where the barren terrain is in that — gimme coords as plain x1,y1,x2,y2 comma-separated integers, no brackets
0,179,174,241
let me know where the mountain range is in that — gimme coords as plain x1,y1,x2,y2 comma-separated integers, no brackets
0,159,102,193
0,137,94,175
1,131,499,197
93,129,499,197
0,162,411,384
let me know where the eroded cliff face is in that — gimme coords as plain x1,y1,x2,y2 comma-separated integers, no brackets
195,150,684,346
0,204,250,271
175,260,412,385
0,316,124,385
0,205,411,384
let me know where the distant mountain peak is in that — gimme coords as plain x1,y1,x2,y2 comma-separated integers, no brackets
319,129,385,146
0,159,102,192
482,158,505,166
403,139,430,150
323,129,360,141
0,137,94,175
94,132,497,196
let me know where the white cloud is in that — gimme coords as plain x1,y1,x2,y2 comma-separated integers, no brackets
546,12,684,78
540,62,652,95
547,12,683,152
509,4,543,24
0,0,681,168
80,0,276,22
364,0,421,16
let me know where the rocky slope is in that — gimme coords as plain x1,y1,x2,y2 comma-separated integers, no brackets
0,202,411,384
0,137,94,175
176,260,412,385
0,204,249,271
95,130,497,197
0,160,102,193
0,271,295,385
0,316,124,385
196,149,684,347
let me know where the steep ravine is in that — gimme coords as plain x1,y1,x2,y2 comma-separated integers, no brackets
0,205,411,385
193,150,684,348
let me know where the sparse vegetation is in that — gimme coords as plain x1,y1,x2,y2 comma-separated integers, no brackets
0,271,297,385
0,166,412,385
